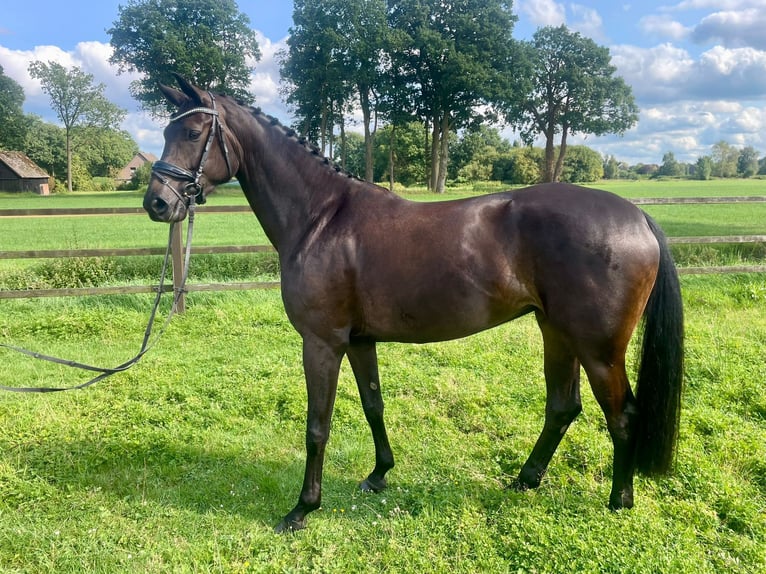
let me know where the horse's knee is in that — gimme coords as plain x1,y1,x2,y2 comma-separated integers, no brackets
548,402,582,428
305,425,330,456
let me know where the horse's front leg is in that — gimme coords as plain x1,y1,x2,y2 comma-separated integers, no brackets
346,339,394,493
275,334,345,533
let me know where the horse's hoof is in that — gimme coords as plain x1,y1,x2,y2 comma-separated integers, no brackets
274,517,306,534
360,476,387,493
608,491,634,511
509,475,540,492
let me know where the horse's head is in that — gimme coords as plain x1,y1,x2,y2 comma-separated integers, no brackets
144,75,237,222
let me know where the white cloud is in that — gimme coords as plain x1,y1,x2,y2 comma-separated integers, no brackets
692,8,766,49
569,4,605,40
248,32,291,122
1,34,291,156
666,0,764,11
516,0,566,27
639,15,691,41
611,43,766,103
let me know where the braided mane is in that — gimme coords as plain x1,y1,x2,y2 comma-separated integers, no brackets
236,98,359,181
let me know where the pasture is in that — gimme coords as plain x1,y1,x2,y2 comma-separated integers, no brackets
0,183,765,572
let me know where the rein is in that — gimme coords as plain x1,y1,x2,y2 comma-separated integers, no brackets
0,199,198,393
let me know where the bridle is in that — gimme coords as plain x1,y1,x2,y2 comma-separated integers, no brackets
151,92,234,206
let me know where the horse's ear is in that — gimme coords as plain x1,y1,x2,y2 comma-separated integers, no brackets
172,73,206,106
159,83,190,108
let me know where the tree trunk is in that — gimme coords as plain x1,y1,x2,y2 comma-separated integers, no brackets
543,127,557,183
388,124,396,192
435,114,450,193
339,117,347,170
320,102,328,155
430,115,440,192
360,88,374,182
553,124,569,183
66,128,73,193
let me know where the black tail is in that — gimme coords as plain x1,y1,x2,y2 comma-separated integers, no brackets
634,214,684,476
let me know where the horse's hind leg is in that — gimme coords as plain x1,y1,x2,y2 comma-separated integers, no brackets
346,339,395,492
580,356,638,510
515,316,582,491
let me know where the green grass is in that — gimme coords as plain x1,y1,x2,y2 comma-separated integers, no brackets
0,276,764,573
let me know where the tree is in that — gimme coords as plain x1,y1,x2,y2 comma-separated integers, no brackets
281,0,354,154
560,145,604,183
603,155,620,179
0,65,27,151
503,25,638,182
449,126,511,180
493,146,543,184
711,141,738,178
374,121,428,186
737,145,760,178
76,128,138,177
696,156,713,180
657,151,682,177
28,61,126,192
340,0,390,181
23,116,66,182
388,0,517,192
108,0,260,115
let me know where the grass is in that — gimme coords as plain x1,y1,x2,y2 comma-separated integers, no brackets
0,278,765,572
0,181,765,572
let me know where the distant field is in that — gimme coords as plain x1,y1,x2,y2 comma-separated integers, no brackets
1,179,765,251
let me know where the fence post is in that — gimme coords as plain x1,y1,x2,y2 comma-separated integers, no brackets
171,223,186,313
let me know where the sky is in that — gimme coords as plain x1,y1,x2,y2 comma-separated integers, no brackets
2,0,766,166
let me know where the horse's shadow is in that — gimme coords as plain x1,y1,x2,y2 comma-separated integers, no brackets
5,430,552,529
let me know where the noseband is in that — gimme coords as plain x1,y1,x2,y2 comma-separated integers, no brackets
151,93,233,206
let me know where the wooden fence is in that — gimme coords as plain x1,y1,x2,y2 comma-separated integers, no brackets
1,198,765,310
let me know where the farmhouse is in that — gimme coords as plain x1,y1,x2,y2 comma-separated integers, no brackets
0,151,50,194
116,152,158,185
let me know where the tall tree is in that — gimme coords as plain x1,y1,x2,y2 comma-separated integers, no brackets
737,145,760,178
108,0,260,115
28,61,126,192
0,65,27,151
339,0,389,181
281,0,351,153
711,140,738,178
388,0,517,192
23,116,66,181
503,25,638,182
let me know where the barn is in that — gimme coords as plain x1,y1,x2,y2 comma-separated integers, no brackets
115,152,158,186
0,151,50,194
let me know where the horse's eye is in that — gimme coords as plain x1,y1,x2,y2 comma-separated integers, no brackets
189,130,202,141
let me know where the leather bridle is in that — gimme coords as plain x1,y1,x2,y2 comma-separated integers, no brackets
151,92,234,206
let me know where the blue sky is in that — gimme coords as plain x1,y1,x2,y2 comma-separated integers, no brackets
2,0,766,165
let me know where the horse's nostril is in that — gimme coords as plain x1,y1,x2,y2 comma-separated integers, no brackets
152,197,168,213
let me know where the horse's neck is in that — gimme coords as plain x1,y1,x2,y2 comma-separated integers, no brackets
233,112,345,253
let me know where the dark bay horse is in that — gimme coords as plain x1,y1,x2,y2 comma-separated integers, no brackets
144,77,684,532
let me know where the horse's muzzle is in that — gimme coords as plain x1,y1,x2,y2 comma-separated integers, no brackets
143,188,188,223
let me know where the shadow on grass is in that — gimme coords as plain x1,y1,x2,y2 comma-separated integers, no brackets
0,428,586,531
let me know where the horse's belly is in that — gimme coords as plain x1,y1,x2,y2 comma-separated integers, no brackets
359,284,534,343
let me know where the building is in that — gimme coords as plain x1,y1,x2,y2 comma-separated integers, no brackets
115,152,158,185
0,151,50,194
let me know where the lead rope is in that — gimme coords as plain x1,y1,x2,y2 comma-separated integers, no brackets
0,200,197,393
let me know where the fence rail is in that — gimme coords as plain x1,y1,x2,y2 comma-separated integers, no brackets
1,197,764,304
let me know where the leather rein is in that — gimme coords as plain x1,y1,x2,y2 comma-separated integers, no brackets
0,95,232,393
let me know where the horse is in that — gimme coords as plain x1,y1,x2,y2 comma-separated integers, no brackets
144,76,684,533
